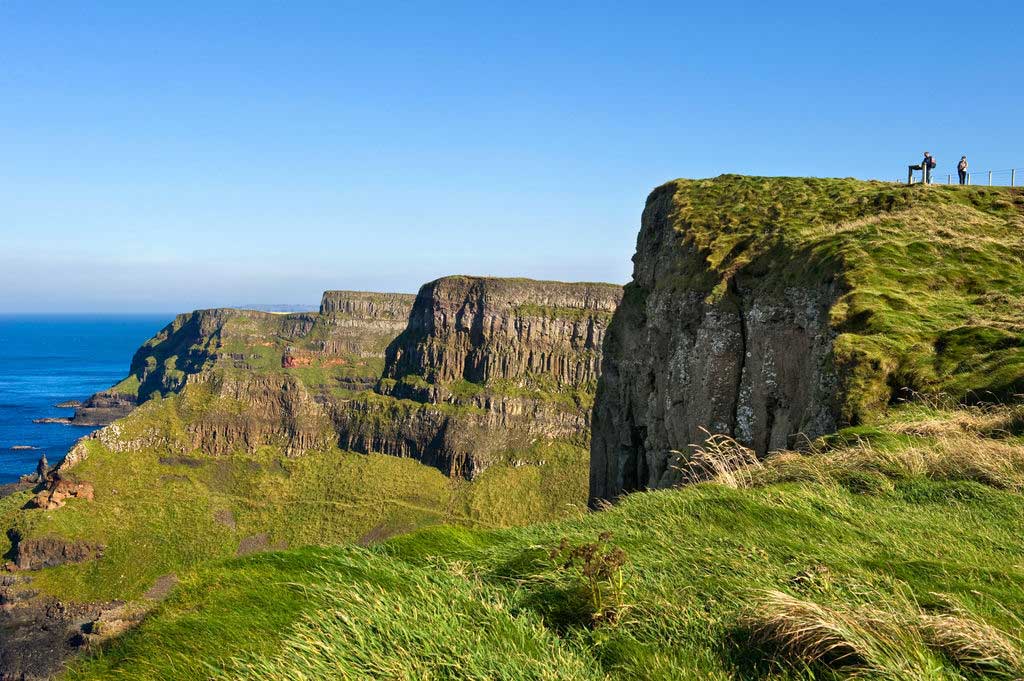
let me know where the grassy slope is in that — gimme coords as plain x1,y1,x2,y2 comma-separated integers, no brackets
62,406,1024,680
1,396,588,603
662,178,1024,420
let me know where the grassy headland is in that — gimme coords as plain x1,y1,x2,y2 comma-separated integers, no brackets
659,177,1024,421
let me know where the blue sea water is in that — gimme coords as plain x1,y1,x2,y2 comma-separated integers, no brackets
0,315,170,483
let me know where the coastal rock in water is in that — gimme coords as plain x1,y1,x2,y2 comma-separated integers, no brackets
70,391,137,426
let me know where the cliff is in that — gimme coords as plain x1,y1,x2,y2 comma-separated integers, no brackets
64,278,621,477
384,276,621,389
73,292,417,425
591,176,1024,503
346,276,623,475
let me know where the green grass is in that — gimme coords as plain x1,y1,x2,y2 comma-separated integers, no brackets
61,422,1024,679
515,302,616,322
22,176,1024,678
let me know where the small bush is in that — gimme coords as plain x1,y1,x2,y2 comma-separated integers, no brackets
549,532,629,624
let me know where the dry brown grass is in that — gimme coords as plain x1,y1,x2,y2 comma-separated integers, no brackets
743,591,939,679
919,611,1024,678
887,404,1024,439
672,405,1024,493
744,432,1024,493
744,590,1024,679
671,430,762,489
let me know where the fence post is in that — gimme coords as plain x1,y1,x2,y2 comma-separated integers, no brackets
907,166,913,185
947,174,951,185
988,171,993,186
967,173,971,185
1013,169,1017,187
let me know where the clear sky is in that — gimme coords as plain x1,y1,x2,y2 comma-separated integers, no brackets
1,1,1021,313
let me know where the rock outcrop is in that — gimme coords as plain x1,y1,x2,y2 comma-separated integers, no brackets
70,292,417,427
343,276,623,476
591,176,1024,504
29,477,95,511
10,535,104,571
70,391,137,426
0,574,130,680
385,276,620,389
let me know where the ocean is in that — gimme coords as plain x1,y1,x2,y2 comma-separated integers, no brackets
0,315,170,483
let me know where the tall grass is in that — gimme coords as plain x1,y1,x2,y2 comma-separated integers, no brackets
210,558,602,680
745,590,1024,679
669,404,1024,494
747,436,1024,492
671,429,762,489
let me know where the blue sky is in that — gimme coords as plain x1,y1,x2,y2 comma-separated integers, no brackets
1,1,1021,313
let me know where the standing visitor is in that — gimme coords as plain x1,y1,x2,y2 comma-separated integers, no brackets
922,152,936,184
958,156,968,185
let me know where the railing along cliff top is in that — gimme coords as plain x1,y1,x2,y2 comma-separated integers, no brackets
902,165,1022,186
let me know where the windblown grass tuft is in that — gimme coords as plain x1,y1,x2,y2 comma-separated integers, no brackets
744,589,1024,680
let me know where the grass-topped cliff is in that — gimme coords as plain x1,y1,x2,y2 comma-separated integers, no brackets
661,175,1024,413
0,278,612,662
592,177,1024,501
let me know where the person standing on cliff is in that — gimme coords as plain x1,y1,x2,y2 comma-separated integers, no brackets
922,152,936,184
958,156,969,185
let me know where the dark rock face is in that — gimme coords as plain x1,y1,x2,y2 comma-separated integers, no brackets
385,276,621,388
590,184,842,505
11,536,105,571
0,575,127,681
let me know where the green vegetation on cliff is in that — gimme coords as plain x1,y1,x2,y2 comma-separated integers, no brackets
62,404,1024,680
657,176,1024,421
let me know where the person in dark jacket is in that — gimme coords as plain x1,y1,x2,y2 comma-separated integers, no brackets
958,156,968,185
922,152,936,184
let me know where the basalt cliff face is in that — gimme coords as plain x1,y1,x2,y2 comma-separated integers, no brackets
385,276,619,388
591,176,1024,504
350,276,623,475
